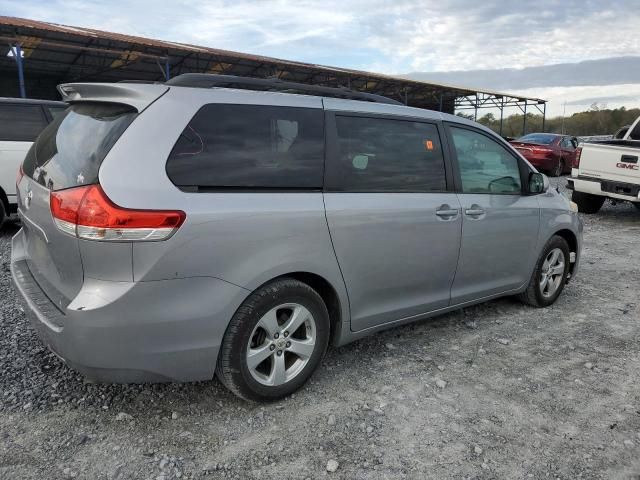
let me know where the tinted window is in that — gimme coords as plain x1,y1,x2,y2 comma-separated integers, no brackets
517,133,557,145
0,104,48,142
166,104,324,189
451,127,522,194
328,115,446,192
23,103,137,191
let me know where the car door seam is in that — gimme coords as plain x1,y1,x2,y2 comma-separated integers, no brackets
447,193,464,307
320,192,353,330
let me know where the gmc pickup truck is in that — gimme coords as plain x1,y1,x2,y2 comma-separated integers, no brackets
568,116,640,213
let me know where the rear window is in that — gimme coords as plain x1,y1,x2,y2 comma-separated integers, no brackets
0,104,48,142
23,102,137,191
166,104,324,189
517,133,557,145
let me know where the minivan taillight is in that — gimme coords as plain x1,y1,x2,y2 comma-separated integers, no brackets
573,147,582,168
50,185,186,241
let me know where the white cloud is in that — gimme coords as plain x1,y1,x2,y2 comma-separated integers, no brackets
3,0,638,72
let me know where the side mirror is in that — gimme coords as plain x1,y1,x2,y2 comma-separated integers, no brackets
529,172,549,194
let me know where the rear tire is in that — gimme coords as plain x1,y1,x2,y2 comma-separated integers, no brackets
634,202,640,210
571,190,605,214
216,278,330,402
518,235,571,308
0,200,6,230
550,158,563,177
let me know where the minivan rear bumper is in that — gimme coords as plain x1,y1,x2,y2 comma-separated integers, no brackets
11,228,248,383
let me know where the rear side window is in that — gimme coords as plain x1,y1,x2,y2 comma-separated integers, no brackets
166,104,324,189
0,104,48,142
327,115,447,192
23,102,137,191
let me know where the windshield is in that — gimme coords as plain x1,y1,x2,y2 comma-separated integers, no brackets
22,102,137,191
516,133,558,145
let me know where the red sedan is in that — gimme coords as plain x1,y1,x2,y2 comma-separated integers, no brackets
510,133,579,177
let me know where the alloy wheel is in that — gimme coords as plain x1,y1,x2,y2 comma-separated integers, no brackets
246,303,316,386
539,248,565,298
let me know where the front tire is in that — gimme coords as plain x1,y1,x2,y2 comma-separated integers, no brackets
518,235,571,308
572,190,605,214
216,278,330,402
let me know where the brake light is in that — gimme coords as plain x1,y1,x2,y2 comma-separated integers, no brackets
16,164,24,187
573,147,582,168
50,185,186,241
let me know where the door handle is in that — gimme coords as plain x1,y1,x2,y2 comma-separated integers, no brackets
435,205,459,219
464,206,485,217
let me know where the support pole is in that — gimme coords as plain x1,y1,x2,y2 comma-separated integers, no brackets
14,43,26,98
542,102,546,132
499,97,504,136
165,57,170,81
474,95,478,121
522,101,528,136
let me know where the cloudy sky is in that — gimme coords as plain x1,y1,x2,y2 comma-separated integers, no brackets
2,0,640,116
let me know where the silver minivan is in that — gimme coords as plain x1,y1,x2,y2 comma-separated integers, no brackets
11,74,582,401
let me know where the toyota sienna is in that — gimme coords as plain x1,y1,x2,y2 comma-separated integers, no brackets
11,74,583,401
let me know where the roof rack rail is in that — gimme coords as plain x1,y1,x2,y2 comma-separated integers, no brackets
116,79,160,84
165,73,403,105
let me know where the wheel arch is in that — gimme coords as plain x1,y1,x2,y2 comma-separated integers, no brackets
252,271,346,347
553,228,577,253
552,228,578,278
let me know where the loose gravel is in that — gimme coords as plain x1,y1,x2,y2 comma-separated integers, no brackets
1,177,639,479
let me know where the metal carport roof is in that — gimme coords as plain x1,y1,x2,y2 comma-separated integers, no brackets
0,16,546,132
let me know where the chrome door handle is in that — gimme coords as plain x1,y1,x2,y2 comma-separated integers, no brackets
435,205,459,219
464,207,485,217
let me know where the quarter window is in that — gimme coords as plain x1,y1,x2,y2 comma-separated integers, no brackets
166,104,324,189
450,127,522,194
328,115,447,192
0,104,48,142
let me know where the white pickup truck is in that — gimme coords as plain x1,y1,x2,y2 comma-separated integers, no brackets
569,116,640,213
0,98,66,227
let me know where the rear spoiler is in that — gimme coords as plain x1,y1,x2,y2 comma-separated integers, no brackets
57,82,169,112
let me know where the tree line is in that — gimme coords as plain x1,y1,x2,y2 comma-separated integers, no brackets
458,104,640,138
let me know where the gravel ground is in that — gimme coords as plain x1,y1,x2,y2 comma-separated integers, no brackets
1,177,639,479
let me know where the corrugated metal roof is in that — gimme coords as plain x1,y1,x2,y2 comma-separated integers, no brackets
0,15,546,105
